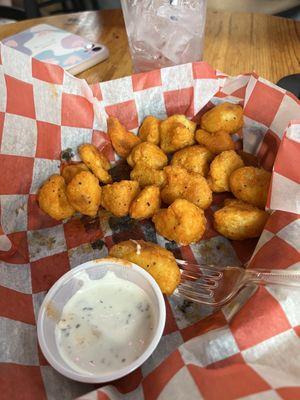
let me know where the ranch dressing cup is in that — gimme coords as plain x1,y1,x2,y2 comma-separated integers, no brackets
37,258,166,383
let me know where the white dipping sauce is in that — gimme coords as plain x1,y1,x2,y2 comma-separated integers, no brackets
55,271,155,374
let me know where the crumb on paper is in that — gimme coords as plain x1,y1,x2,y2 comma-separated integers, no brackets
61,148,75,162
31,231,56,250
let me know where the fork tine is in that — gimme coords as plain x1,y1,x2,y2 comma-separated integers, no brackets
181,271,220,285
181,277,218,290
177,285,214,301
176,259,220,271
176,259,223,279
181,269,223,279
182,267,222,279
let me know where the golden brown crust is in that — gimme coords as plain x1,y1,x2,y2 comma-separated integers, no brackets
107,117,141,158
161,166,212,209
127,142,168,169
138,116,161,145
171,145,213,176
214,199,269,240
79,143,112,184
38,174,75,220
66,171,101,217
200,102,243,134
208,150,244,192
152,199,207,245
108,239,180,295
129,186,161,220
130,162,166,188
61,163,89,185
160,115,196,153
195,129,235,155
101,180,140,217
229,166,271,209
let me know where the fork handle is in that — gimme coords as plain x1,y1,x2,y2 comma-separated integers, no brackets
246,269,300,288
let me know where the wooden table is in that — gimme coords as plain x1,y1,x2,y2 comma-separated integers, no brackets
0,9,299,84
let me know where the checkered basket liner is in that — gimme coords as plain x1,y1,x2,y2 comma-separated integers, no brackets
0,43,299,400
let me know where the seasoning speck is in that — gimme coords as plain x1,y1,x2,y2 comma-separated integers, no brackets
76,324,80,328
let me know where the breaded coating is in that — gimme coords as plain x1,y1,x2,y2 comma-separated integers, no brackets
171,145,213,176
129,186,161,220
127,142,168,169
160,115,196,153
152,199,206,245
79,143,112,184
138,116,161,145
38,175,75,220
109,239,181,295
161,166,212,209
61,163,89,184
130,162,166,188
229,166,271,209
107,117,141,158
66,171,101,217
200,102,243,134
214,199,269,240
208,150,244,192
195,129,235,155
101,180,140,217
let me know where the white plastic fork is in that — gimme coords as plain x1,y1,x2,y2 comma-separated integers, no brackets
175,259,300,307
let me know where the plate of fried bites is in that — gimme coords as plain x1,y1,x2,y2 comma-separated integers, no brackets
38,102,271,294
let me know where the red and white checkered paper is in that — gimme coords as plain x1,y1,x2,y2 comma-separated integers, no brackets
0,42,299,400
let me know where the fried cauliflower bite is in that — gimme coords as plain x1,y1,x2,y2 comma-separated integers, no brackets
129,186,161,220
160,115,196,153
214,199,269,240
107,117,141,158
109,240,181,295
171,145,213,176
161,166,212,209
200,102,243,134
208,150,244,193
229,166,271,209
195,129,235,155
38,175,75,220
152,199,207,245
78,143,112,184
130,162,166,188
66,171,101,217
101,180,140,217
138,116,161,145
127,142,168,169
61,163,89,184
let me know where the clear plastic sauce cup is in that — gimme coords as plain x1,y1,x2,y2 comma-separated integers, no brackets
37,258,166,383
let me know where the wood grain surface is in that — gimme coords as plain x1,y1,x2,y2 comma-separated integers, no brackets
0,9,299,84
